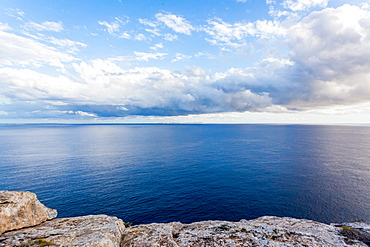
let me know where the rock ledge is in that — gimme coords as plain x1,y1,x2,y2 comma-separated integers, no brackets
0,191,57,235
1,191,369,246
121,216,368,246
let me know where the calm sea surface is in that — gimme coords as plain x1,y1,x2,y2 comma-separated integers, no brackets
0,124,369,224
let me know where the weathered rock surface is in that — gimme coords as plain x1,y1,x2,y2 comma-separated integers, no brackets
1,191,369,246
0,191,57,235
0,215,125,247
122,216,368,246
332,222,370,246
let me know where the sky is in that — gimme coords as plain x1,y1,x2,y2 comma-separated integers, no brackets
1,0,370,124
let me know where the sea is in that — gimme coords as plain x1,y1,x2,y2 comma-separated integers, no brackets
0,124,369,224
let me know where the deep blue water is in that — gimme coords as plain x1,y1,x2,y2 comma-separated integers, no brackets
0,124,369,224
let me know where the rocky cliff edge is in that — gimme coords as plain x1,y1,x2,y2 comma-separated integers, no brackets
0,191,369,246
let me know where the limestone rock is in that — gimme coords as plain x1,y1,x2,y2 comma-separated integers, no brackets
0,191,57,235
1,190,368,246
332,221,370,246
122,216,367,246
0,215,125,247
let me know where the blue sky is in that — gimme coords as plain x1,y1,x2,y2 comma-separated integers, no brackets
1,0,370,123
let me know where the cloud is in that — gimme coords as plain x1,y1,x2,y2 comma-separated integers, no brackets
134,52,168,61
139,19,158,28
150,43,164,50
164,33,178,41
48,37,87,53
5,8,25,21
285,4,370,108
268,6,291,18
138,14,192,41
362,3,370,10
23,21,64,32
171,53,192,62
203,18,286,47
155,13,194,35
144,28,161,36
0,31,75,67
119,32,131,39
134,33,147,41
98,21,120,34
0,68,80,102
0,23,12,31
75,111,97,117
0,58,275,118
2,3,370,120
185,66,206,77
203,4,370,110
98,17,129,35
118,32,148,41
282,0,329,11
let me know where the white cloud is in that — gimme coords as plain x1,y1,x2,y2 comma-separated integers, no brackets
0,68,80,102
150,43,164,50
255,19,287,38
290,4,370,74
361,3,370,10
0,58,276,118
69,60,275,113
268,6,291,18
0,23,12,31
144,28,161,36
98,17,129,35
164,33,178,41
75,111,97,117
98,21,120,34
134,52,168,61
194,52,210,58
119,32,131,39
203,18,286,47
2,3,370,120
0,31,75,67
118,32,147,41
139,13,191,41
139,19,158,27
134,33,147,41
280,4,370,108
5,8,25,21
198,4,370,110
155,13,194,35
185,66,206,77
48,37,87,53
171,53,192,62
24,21,64,32
282,0,329,11
16,32,86,54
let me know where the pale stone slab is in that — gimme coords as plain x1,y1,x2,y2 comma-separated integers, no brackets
0,191,57,235
122,216,367,246
0,215,125,247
